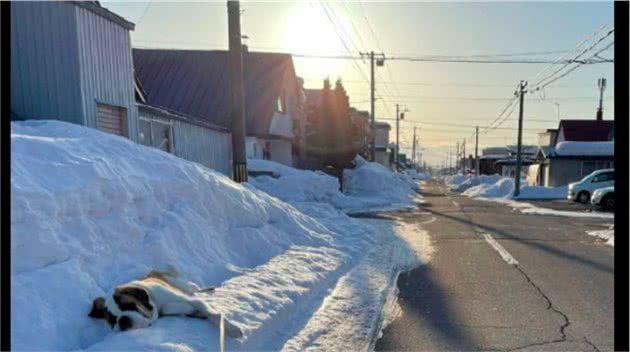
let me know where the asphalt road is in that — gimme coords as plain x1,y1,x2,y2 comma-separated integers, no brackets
375,180,614,352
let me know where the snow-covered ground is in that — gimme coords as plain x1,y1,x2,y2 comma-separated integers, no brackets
11,120,427,351
586,224,614,246
248,156,421,214
462,177,567,200
445,174,612,219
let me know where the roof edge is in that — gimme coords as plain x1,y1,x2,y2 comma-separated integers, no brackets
73,1,135,30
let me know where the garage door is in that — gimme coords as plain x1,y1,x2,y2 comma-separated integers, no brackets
96,103,127,137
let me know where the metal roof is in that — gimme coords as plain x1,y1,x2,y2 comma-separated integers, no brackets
133,48,298,138
558,119,614,142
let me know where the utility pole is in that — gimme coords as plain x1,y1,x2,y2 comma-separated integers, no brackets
475,126,480,176
513,81,528,198
360,51,385,161
411,126,417,166
456,142,459,175
462,140,466,174
597,77,606,121
396,104,399,166
227,0,247,182
395,104,408,167
370,51,376,161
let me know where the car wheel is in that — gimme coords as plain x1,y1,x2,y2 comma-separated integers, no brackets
601,194,614,211
577,191,590,204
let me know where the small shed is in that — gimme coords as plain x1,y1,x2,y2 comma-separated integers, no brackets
530,141,614,187
11,1,139,141
137,104,232,176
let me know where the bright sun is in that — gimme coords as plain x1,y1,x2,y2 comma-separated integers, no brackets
285,2,348,81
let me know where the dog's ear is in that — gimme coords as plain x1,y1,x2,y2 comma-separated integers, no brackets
88,297,107,319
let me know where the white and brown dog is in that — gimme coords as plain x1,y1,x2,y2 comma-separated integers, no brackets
88,270,243,339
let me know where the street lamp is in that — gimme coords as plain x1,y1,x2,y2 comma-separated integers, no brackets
554,102,560,120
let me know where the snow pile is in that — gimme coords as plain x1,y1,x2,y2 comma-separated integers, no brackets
247,159,346,204
586,224,614,246
463,177,515,198
450,175,503,193
342,156,420,212
463,177,567,200
555,141,614,156
444,174,467,187
248,158,420,214
404,169,431,181
10,120,381,351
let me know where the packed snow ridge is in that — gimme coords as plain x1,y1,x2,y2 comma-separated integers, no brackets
445,174,613,219
248,155,422,214
11,120,425,351
445,174,566,200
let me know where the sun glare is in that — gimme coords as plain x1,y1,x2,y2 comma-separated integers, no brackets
286,3,348,81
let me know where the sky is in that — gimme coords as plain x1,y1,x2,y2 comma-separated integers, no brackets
102,0,615,167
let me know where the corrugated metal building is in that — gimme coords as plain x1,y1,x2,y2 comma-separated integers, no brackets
137,104,232,176
133,48,303,167
11,1,139,141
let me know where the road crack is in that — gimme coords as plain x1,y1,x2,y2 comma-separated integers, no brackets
583,337,601,352
455,193,573,352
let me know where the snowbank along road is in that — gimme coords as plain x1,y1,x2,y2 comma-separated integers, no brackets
376,179,613,352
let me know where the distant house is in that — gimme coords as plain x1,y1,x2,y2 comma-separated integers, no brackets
10,1,139,140
374,121,391,168
538,128,558,147
479,147,509,175
349,108,370,154
528,118,615,186
496,145,536,177
133,48,303,167
528,141,614,187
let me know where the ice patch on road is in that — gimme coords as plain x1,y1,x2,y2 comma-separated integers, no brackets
586,224,614,246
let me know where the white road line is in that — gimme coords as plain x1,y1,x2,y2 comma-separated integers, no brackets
482,233,519,265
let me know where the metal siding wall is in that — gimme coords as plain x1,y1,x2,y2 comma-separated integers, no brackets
10,2,82,123
76,6,138,141
172,121,233,176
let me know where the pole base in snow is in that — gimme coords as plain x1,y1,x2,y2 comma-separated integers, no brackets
233,163,248,183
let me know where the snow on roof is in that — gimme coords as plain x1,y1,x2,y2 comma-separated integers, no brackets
554,141,614,156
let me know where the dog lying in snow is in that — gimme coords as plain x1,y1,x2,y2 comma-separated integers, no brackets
88,270,243,339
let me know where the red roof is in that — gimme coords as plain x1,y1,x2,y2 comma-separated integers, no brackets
558,119,613,142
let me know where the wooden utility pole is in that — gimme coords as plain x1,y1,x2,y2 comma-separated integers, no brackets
395,103,400,165
411,126,417,167
456,142,459,175
513,81,528,197
475,126,479,176
370,51,376,161
462,140,466,174
227,0,247,182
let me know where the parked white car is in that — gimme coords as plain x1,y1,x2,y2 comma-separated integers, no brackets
567,169,614,203
591,186,614,211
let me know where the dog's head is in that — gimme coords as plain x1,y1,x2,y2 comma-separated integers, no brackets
89,285,156,331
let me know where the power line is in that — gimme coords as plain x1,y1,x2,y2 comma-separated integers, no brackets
530,23,612,83
530,28,614,91
376,119,550,131
531,41,614,92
